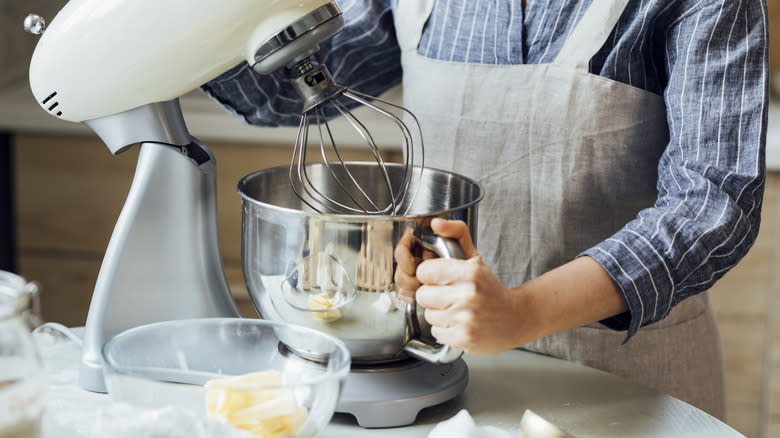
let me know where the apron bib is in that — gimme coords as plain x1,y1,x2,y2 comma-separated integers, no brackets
395,0,725,419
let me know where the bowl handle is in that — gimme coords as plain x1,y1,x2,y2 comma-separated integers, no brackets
402,233,466,364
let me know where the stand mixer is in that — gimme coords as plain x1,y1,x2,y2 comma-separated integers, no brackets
25,0,479,428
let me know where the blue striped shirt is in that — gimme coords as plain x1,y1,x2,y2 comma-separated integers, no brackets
202,0,770,339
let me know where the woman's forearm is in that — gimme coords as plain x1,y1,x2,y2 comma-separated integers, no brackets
513,256,628,344
408,220,631,354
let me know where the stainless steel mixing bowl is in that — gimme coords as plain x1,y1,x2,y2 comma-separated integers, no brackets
237,162,484,365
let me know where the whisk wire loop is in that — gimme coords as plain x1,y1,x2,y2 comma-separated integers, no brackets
290,113,323,213
332,100,397,214
342,90,424,213
314,107,384,214
294,111,369,215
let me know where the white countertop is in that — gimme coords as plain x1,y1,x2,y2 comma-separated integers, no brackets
37,333,743,438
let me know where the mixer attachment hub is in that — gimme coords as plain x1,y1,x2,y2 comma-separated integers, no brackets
289,58,344,112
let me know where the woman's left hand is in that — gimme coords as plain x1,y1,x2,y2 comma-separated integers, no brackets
414,219,528,355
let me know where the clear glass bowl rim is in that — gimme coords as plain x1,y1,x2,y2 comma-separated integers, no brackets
101,317,352,390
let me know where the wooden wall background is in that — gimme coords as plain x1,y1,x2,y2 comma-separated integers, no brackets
12,134,394,322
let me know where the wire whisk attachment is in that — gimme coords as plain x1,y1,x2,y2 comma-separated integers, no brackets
288,58,423,216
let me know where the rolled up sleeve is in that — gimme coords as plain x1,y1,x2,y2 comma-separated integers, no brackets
582,0,769,340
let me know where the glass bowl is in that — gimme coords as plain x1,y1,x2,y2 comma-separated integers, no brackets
102,318,351,437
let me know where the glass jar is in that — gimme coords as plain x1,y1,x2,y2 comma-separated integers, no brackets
0,271,45,438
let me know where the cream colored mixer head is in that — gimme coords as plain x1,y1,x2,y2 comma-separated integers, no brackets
27,0,341,124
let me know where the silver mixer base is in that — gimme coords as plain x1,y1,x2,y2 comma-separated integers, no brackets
336,358,468,428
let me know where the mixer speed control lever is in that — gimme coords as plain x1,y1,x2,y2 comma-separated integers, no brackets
290,60,343,112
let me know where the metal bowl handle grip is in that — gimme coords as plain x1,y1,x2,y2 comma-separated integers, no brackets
403,233,466,364
416,232,467,260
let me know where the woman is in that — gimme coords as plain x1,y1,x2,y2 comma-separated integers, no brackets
203,0,769,419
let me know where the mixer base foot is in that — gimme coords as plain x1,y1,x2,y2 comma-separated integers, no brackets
336,358,468,428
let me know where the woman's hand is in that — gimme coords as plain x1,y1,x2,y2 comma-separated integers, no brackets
393,218,630,356
394,218,529,354
416,253,529,355
394,218,479,304
395,219,628,354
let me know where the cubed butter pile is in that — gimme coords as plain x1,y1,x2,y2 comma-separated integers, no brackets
205,370,308,438
307,292,341,320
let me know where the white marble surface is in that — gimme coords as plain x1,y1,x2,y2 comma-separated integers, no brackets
36,332,744,438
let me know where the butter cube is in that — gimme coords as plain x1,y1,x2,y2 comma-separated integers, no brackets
205,371,308,437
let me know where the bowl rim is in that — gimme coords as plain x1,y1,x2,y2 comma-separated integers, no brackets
101,317,352,389
235,161,485,220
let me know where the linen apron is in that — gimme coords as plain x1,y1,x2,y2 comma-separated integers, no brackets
395,0,726,419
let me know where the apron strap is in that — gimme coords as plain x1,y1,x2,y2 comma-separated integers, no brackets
553,0,631,71
394,0,436,52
